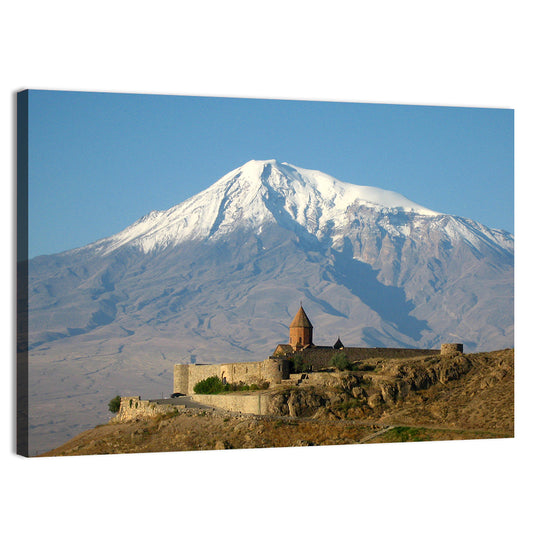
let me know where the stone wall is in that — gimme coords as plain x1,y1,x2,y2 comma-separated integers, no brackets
187,364,223,393
173,359,290,395
219,362,263,387
298,347,441,370
173,365,190,397
192,392,271,415
173,363,222,395
114,393,272,420
113,396,180,422
441,343,464,355
262,358,290,384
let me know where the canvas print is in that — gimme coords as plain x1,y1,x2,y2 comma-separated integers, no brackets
17,90,514,457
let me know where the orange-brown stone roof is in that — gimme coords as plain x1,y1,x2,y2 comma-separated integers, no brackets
290,306,313,328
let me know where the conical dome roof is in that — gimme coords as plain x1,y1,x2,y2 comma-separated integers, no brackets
290,306,313,328
333,337,344,349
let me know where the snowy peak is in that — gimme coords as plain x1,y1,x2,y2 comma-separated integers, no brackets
223,159,439,216
90,160,466,255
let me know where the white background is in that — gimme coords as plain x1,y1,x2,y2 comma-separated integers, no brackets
2,1,531,531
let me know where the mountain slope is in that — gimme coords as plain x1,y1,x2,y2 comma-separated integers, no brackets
25,159,514,455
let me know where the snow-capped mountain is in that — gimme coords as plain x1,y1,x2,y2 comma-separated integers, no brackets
25,159,514,455
90,159,440,255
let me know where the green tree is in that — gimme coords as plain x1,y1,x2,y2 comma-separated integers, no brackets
292,353,306,373
108,395,121,413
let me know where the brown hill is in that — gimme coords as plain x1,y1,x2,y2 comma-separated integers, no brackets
41,349,513,456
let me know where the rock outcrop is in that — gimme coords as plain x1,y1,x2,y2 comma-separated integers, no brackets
265,350,513,432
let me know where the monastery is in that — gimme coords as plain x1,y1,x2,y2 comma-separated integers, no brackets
173,305,463,395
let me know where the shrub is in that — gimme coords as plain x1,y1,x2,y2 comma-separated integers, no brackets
193,375,226,394
193,377,269,394
108,395,121,413
330,353,350,371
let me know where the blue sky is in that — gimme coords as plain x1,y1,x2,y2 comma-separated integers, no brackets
27,89,514,258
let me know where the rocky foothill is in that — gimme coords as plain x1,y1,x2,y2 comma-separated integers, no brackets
41,349,513,456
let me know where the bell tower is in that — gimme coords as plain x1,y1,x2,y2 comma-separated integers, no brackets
289,305,313,350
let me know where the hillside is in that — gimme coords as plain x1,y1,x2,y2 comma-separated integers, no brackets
41,349,513,456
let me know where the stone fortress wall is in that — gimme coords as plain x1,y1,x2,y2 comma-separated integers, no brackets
114,396,181,422
174,358,291,395
295,346,441,370
192,392,270,415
